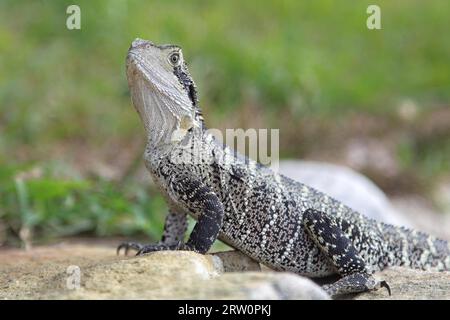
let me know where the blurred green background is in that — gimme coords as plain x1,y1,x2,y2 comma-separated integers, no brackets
0,0,449,248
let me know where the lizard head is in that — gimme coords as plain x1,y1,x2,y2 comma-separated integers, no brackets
126,38,204,146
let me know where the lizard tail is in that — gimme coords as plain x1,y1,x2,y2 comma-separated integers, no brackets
381,224,450,271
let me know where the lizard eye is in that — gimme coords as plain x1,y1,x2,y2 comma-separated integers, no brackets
168,52,180,66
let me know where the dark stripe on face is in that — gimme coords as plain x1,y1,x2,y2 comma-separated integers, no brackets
173,64,198,107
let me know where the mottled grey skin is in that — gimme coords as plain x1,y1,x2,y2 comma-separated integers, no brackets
118,39,450,297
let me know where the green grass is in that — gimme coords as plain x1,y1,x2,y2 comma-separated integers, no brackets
0,163,168,246
0,0,449,245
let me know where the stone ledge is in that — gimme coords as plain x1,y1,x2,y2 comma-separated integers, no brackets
1,244,448,300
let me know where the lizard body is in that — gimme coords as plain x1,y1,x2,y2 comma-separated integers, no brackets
119,39,450,297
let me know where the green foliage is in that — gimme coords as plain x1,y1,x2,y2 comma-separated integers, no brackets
1,1,449,150
0,164,166,245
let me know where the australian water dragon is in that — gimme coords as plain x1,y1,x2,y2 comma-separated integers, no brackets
118,39,450,297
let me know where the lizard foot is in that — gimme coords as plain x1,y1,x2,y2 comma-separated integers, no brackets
117,241,189,256
117,242,145,255
135,242,185,256
322,273,391,298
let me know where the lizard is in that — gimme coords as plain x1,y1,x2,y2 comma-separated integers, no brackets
117,38,450,298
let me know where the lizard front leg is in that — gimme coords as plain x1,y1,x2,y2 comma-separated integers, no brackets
117,211,187,255
302,208,391,298
123,176,224,255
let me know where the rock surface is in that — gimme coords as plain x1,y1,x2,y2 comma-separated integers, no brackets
354,267,450,300
279,160,411,227
0,244,327,300
279,160,450,241
0,244,448,300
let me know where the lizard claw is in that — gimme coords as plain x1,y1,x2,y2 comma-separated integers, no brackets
135,241,186,256
117,242,144,256
379,280,391,296
136,244,163,256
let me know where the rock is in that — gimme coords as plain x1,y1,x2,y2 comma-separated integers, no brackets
391,196,450,241
245,273,329,300
279,160,410,227
434,179,450,215
212,250,261,272
354,267,450,300
0,244,327,300
278,160,450,242
1,244,448,300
